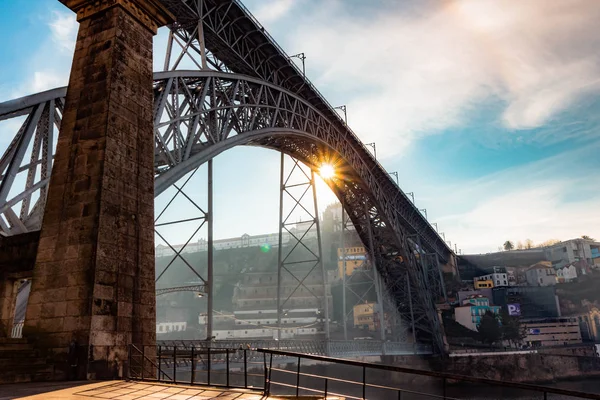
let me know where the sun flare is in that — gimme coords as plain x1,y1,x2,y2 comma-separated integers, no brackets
319,163,335,179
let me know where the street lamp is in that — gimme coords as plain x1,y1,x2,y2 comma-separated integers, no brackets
406,192,414,203
333,105,347,125
419,209,427,220
365,142,377,160
432,222,438,232
289,52,306,76
440,232,445,240
389,171,399,185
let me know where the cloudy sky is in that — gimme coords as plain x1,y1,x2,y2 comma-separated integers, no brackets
0,0,599,254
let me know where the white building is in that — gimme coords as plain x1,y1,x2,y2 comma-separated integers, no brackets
156,225,318,258
556,265,578,283
473,267,509,287
156,321,187,334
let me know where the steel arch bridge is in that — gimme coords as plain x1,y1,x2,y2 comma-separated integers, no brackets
0,0,453,354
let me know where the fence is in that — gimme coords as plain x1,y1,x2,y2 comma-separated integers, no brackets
259,348,600,400
128,344,600,399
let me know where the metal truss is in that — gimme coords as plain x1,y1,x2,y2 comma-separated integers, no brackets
156,284,206,296
276,154,329,340
0,0,451,353
156,0,451,262
0,70,445,352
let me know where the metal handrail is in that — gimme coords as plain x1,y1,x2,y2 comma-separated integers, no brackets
258,348,600,399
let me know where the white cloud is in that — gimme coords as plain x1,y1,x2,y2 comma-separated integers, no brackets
48,11,78,52
252,0,295,23
420,144,600,253
284,0,600,157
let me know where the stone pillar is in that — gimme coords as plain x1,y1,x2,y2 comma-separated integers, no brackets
23,0,174,379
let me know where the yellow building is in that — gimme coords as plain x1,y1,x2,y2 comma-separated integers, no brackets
338,247,367,278
353,302,378,331
474,279,494,289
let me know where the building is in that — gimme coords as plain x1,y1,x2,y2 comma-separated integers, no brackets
156,321,187,335
544,238,600,270
576,307,600,342
492,286,560,319
474,279,494,289
201,309,323,340
457,288,493,304
353,302,378,331
156,223,318,257
474,267,509,287
454,295,501,331
556,265,578,283
338,246,368,278
523,317,582,347
525,262,557,287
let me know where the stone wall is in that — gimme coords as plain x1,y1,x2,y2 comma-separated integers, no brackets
441,353,600,383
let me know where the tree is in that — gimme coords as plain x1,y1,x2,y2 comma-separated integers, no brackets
516,241,524,250
503,241,514,251
477,311,502,346
536,239,561,248
525,239,534,249
500,311,527,348
582,235,595,241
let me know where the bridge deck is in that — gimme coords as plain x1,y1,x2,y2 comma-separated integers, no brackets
0,380,277,399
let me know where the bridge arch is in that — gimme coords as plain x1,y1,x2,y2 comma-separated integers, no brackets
0,70,446,351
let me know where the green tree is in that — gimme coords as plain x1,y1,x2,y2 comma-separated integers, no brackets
582,235,595,241
477,311,502,346
503,241,514,251
500,311,527,348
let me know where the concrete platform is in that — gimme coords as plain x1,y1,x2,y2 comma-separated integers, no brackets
0,380,335,399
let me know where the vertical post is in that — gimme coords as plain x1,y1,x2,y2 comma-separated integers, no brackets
196,1,208,69
173,346,176,383
141,345,145,380
158,345,162,381
244,349,248,388
207,347,211,385
164,29,173,71
442,377,447,400
311,169,330,340
277,152,285,342
362,365,366,400
226,349,230,387
207,159,213,340
407,271,417,351
373,268,386,343
263,352,268,393
340,202,348,340
296,356,301,397
127,345,132,379
190,346,195,384
324,378,328,398
364,203,386,343
435,254,448,302
268,353,274,395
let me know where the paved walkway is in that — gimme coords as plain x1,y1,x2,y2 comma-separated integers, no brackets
0,381,273,400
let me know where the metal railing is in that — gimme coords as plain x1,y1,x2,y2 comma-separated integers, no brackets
259,349,600,400
10,320,23,338
127,344,266,392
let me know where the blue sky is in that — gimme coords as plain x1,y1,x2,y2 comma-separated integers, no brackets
0,0,599,254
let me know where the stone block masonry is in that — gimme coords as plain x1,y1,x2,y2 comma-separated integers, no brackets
23,0,173,380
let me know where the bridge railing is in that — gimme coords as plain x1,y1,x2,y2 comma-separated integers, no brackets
259,348,600,400
156,339,433,357
127,344,268,392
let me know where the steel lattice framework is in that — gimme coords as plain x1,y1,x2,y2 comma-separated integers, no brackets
0,0,453,353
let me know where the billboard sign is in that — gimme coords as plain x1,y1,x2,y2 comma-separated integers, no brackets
529,328,540,335
508,303,521,316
